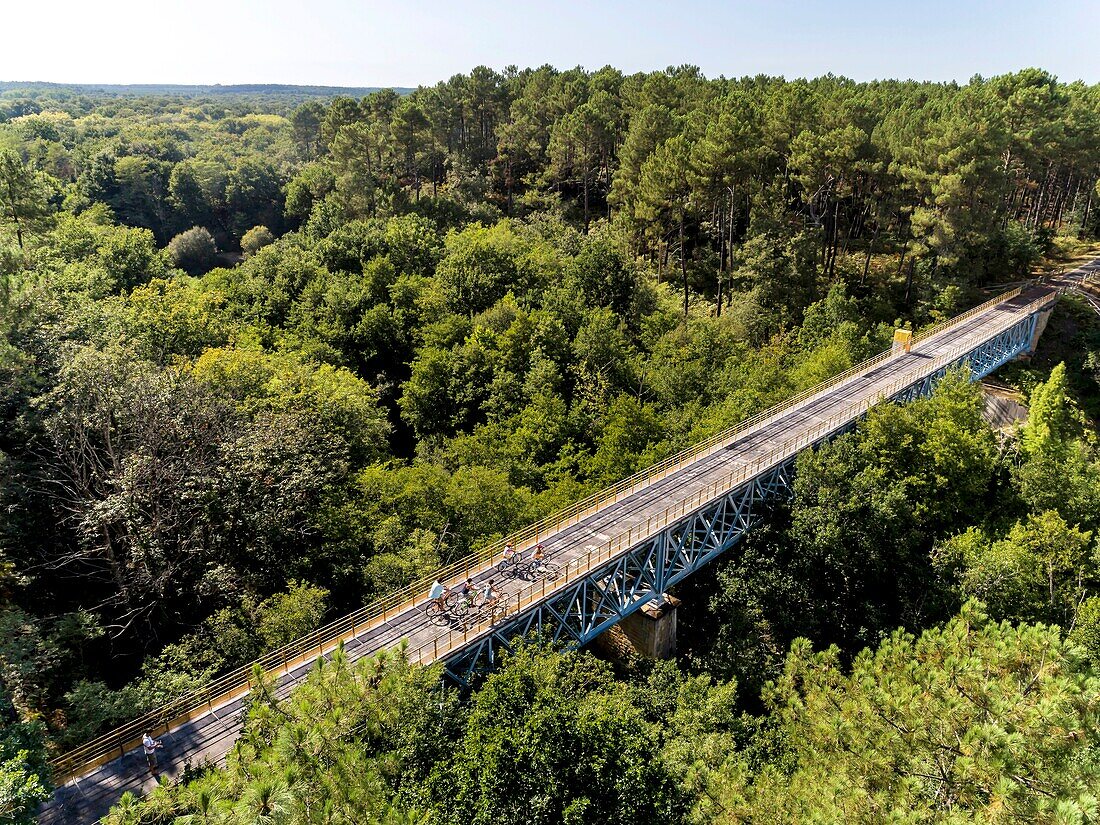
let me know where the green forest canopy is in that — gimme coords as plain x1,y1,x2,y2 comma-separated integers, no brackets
1,65,1100,823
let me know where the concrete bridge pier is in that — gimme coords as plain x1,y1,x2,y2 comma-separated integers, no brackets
1021,304,1055,359
43,279,1068,824
596,595,681,659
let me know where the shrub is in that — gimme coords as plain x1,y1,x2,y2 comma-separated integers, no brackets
167,226,217,274
240,225,275,257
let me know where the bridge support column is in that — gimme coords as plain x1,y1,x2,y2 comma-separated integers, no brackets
1020,306,1054,360
597,595,680,659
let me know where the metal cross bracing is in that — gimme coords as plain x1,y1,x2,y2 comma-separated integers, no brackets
890,311,1039,404
40,278,1069,825
438,296,1049,683
440,459,799,683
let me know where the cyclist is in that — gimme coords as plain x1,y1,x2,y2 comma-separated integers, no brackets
480,578,500,611
531,544,547,575
502,542,517,563
458,578,476,608
429,578,447,609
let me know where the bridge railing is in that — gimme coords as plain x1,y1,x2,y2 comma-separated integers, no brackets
403,290,1057,667
46,285,1036,784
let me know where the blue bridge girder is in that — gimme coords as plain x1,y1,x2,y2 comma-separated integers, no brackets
42,280,1074,825
440,303,1047,683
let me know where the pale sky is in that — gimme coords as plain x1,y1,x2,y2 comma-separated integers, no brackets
2,0,1098,88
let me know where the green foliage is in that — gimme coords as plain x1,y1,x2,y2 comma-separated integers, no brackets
0,720,49,825
1014,362,1100,531
436,221,536,315
101,647,452,825
717,604,1100,823
1070,596,1100,666
39,208,169,296
2,67,1100,819
687,373,1001,694
107,278,231,364
587,395,663,483
167,225,218,274
789,372,997,626
732,186,819,335
240,225,274,257
189,345,390,463
60,582,329,747
430,645,692,825
0,149,56,249
935,511,1095,626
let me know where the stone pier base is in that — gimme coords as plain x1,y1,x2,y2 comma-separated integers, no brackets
595,595,680,660
1019,306,1054,361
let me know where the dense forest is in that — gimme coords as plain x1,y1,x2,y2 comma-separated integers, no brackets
1,65,1100,823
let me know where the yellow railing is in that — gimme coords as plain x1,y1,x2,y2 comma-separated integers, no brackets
47,285,1046,784
399,291,1057,668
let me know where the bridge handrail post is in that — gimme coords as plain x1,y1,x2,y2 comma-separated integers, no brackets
53,284,1044,785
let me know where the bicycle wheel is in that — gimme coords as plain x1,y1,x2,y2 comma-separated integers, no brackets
450,596,471,618
497,559,518,579
424,601,447,626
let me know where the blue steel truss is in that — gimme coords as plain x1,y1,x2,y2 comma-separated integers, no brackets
442,307,1047,684
891,311,1039,403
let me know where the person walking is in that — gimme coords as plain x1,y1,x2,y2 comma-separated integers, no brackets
142,732,163,773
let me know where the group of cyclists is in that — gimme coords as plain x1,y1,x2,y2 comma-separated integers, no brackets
500,541,548,575
426,542,553,623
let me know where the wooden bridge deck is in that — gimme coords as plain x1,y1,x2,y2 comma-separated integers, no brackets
40,280,1065,824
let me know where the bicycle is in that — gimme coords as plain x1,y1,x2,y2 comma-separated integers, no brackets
523,560,560,581
446,589,475,618
423,598,449,625
422,587,473,624
479,598,508,624
496,554,524,579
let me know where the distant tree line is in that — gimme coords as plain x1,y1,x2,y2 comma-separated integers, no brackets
0,66,1099,824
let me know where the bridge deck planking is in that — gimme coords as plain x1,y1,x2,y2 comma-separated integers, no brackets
41,284,1058,824
413,289,1052,660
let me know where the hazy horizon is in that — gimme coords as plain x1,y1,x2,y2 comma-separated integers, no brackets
2,0,1098,89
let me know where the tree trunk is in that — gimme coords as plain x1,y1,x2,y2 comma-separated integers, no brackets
827,199,841,280
5,177,24,249
716,199,725,317
505,159,514,214
680,212,688,320
1030,161,1054,229
861,220,879,287
583,168,590,232
727,190,736,314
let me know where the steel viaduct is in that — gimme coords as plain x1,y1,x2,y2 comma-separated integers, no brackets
39,262,1099,823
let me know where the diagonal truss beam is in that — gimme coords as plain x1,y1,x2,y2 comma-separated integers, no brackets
442,309,1043,683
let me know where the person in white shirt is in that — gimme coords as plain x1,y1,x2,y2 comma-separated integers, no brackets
142,732,162,772
480,579,498,608
429,579,446,609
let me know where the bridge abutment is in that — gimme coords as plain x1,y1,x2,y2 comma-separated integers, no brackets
596,595,680,659
1020,305,1055,360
